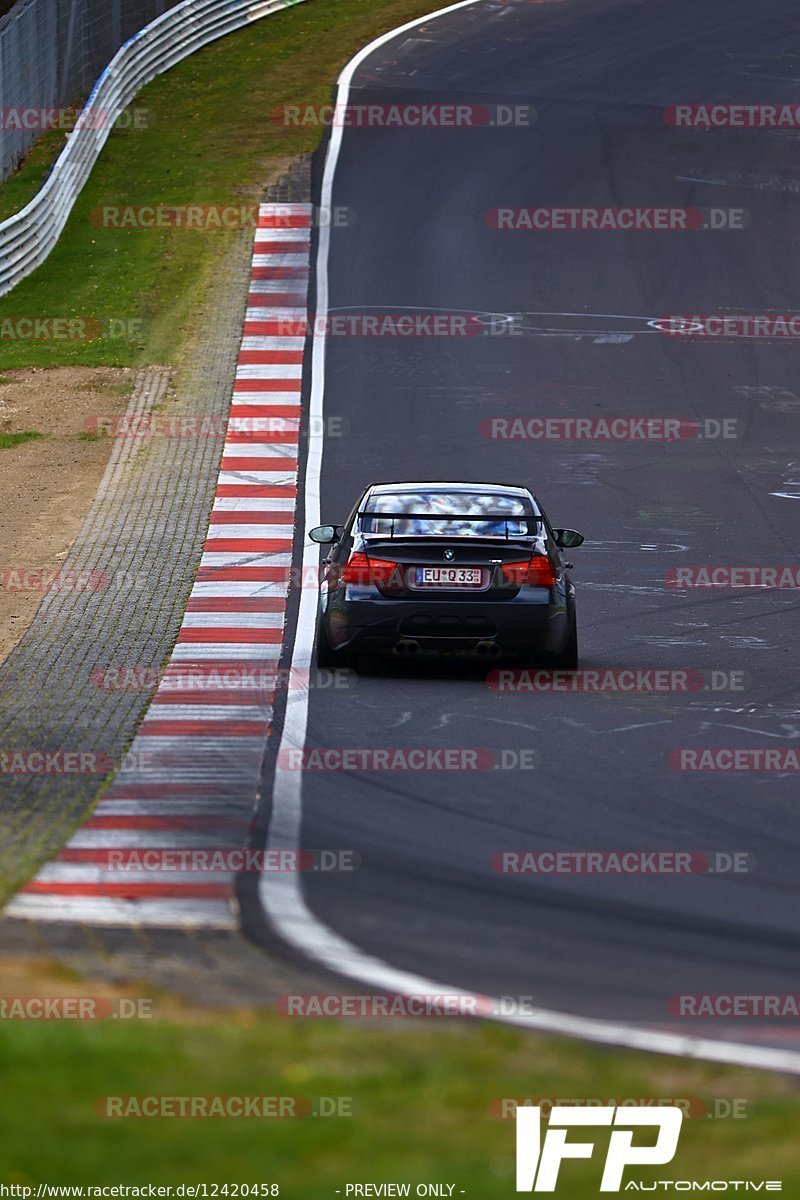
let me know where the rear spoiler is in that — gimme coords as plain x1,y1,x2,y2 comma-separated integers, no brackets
357,510,542,540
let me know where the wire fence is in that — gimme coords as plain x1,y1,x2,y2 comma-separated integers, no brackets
0,0,168,181
0,0,307,295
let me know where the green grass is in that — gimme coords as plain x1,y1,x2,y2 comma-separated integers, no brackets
0,1010,798,1192
0,0,447,371
0,430,43,448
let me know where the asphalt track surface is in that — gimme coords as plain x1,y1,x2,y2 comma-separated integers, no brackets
254,0,800,1051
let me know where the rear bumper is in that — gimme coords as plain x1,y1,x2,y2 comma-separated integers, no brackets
322,589,571,657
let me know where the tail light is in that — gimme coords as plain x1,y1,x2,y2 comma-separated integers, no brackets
500,556,556,588
341,551,403,587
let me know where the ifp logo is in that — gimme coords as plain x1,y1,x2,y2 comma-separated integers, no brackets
515,1105,683,1192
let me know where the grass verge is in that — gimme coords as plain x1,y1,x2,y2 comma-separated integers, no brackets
0,0,447,371
1,987,799,1193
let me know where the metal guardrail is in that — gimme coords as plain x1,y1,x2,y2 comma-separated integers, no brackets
0,0,308,296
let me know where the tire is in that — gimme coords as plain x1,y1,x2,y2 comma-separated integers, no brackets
553,613,579,670
314,618,356,672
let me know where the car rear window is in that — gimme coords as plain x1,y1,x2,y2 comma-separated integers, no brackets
359,491,535,538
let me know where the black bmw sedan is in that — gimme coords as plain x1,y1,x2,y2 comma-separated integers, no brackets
309,480,584,671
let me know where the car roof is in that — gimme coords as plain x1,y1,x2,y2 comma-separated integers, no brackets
367,480,532,496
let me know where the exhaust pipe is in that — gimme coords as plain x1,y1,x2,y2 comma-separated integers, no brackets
475,640,501,657
394,638,422,656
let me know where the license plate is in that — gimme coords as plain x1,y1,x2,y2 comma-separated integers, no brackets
415,567,483,587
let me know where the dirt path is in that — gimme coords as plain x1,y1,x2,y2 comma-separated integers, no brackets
0,367,134,663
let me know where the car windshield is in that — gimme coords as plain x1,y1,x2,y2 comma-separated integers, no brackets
359,491,535,538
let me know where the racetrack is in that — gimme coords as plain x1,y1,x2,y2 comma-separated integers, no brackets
252,0,800,1061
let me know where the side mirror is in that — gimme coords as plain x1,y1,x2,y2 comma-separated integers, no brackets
309,524,341,545
554,528,584,549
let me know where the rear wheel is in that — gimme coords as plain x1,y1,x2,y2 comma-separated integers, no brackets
314,618,356,672
553,613,579,670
